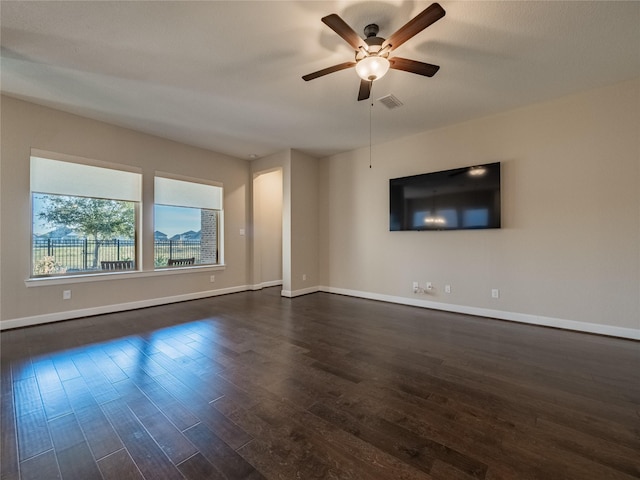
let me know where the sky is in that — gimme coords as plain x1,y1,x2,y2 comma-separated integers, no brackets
154,205,201,236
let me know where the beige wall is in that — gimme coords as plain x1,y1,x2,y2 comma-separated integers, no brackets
252,169,283,286
251,150,291,292
1,95,250,324
319,79,640,336
290,150,319,293
250,149,319,296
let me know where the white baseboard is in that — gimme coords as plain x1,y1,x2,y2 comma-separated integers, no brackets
3,284,638,340
250,280,283,291
318,286,640,341
281,286,320,298
0,285,249,331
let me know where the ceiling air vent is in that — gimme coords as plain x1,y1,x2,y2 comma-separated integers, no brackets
378,94,404,109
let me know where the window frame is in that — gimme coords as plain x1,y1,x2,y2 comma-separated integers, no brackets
29,150,142,279
153,172,224,270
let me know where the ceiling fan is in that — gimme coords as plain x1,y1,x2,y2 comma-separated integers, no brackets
302,3,446,101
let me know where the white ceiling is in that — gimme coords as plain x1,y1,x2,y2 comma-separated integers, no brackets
2,1,639,160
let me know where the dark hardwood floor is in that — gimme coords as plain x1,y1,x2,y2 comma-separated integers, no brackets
1,288,639,480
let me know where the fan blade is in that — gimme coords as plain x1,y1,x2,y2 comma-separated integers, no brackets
389,57,440,77
302,61,356,81
357,80,372,101
322,14,368,50
383,3,445,51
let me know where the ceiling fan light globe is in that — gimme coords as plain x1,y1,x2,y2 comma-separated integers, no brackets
355,56,390,82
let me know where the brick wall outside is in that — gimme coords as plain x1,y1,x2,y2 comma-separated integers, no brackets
201,210,217,264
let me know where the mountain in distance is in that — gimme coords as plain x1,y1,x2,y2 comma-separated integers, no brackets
35,226,77,238
169,230,201,241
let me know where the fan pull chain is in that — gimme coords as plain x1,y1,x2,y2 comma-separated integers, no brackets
369,101,373,169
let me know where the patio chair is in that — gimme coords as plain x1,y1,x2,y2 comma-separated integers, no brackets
101,260,134,270
168,257,195,267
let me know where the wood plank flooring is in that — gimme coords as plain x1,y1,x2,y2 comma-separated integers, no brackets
1,288,639,479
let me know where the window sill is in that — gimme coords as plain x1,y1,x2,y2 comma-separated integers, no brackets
25,264,227,287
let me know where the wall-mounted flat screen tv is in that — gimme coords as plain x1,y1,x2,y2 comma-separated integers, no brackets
390,162,501,231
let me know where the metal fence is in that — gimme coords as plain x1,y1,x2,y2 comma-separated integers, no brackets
154,240,202,265
32,238,202,272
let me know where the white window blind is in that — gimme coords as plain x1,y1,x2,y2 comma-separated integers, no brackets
30,157,141,202
155,177,222,210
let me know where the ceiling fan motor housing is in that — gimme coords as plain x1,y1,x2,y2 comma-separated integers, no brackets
363,24,385,53
363,23,379,38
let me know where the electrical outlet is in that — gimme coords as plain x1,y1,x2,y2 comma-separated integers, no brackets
412,281,419,293
425,282,433,291
492,288,500,299
210,275,215,283
302,274,307,281
63,290,71,300
445,284,451,294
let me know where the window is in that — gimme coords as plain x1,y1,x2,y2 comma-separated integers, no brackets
30,156,141,277
154,175,223,268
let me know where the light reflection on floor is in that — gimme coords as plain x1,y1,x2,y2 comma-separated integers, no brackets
6,318,228,432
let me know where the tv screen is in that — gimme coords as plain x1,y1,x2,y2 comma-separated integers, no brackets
390,162,501,231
